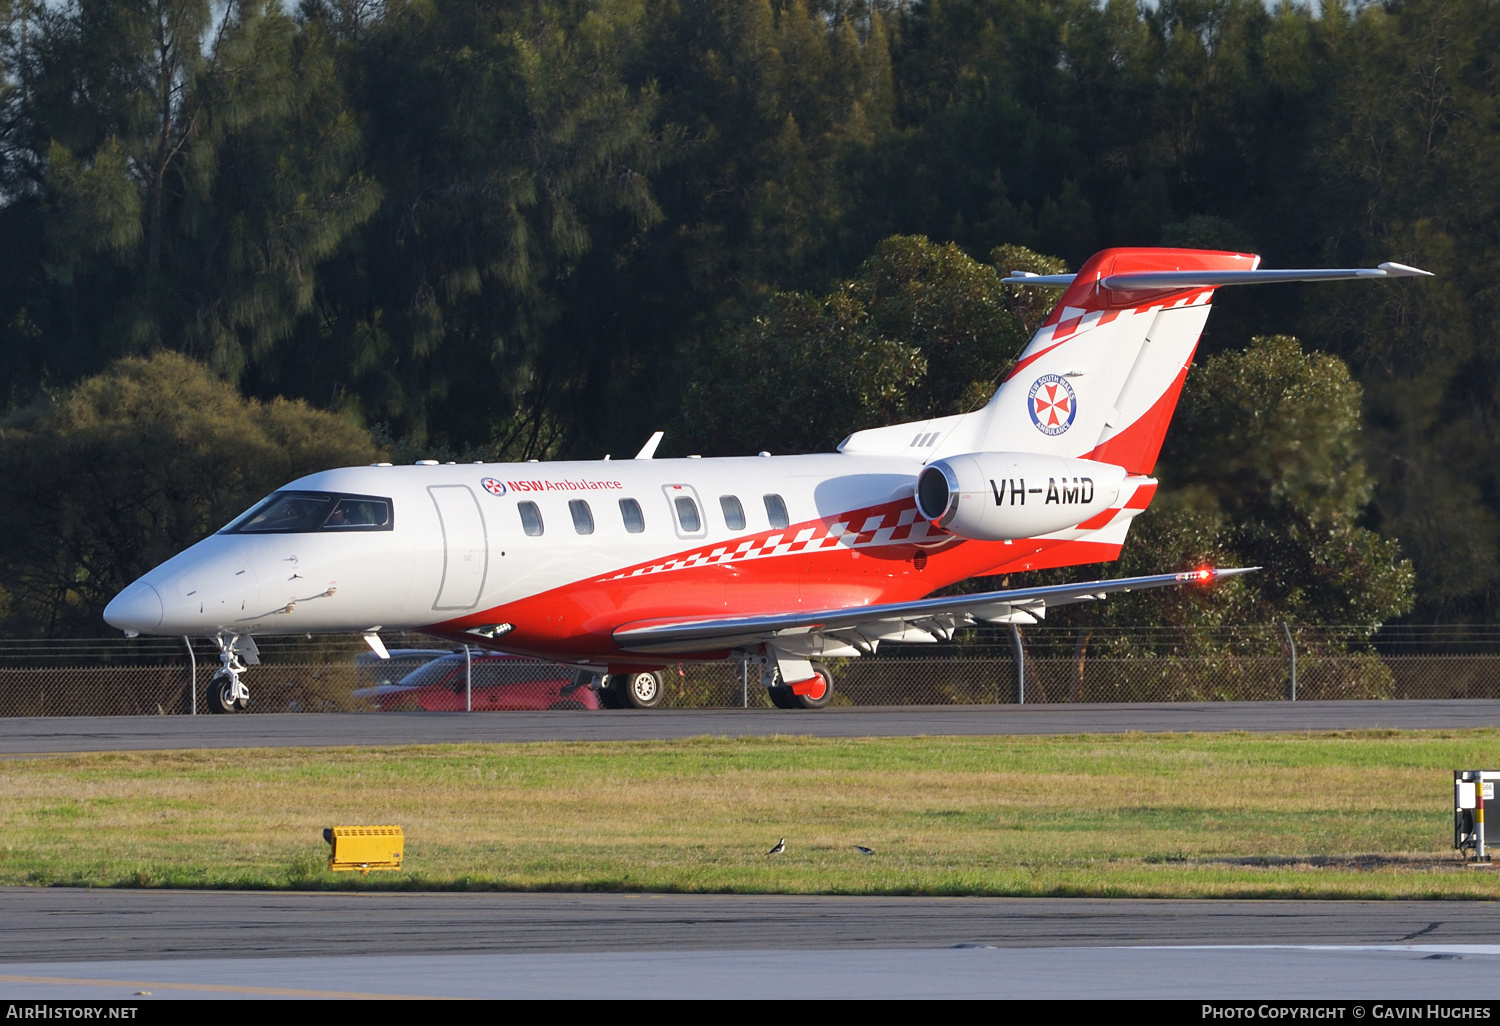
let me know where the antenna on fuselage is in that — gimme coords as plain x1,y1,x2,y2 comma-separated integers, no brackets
634,431,664,460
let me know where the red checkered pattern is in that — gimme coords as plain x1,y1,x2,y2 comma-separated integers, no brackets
600,478,1157,584
603,499,942,581
1005,290,1212,384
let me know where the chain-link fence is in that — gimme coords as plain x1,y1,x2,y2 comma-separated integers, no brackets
5,626,1500,715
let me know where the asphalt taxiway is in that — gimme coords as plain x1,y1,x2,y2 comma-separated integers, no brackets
3,892,1500,999
4,699,1499,754
5,890,1498,961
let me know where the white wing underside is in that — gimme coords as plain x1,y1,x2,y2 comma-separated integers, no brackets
612,567,1258,668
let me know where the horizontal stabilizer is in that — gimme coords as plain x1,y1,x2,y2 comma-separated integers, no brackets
1003,262,1432,290
613,566,1257,655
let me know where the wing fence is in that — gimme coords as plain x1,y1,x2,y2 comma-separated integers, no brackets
2,627,1500,715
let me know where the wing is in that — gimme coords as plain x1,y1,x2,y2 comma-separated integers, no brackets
612,566,1258,658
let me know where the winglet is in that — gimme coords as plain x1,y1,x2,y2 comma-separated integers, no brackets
1378,261,1434,278
634,431,664,460
1003,272,1077,287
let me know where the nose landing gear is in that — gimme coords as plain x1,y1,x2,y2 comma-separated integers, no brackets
206,632,256,714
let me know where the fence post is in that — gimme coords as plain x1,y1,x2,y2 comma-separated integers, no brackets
741,657,748,708
1282,621,1297,702
1010,624,1025,705
183,636,196,716
464,644,472,712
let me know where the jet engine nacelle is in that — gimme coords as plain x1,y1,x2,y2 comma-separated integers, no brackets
915,452,1128,541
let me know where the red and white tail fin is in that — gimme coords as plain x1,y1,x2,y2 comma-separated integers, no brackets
968,247,1256,474
841,247,1429,474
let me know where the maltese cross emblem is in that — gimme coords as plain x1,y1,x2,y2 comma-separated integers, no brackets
1028,374,1077,436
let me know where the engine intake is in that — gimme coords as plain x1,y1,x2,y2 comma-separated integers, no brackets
915,452,1127,541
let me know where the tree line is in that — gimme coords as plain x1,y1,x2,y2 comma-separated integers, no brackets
0,0,1487,634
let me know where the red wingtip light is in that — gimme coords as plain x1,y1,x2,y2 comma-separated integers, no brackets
1195,567,1214,581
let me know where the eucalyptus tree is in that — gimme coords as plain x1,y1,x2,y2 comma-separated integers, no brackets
274,0,665,457
0,0,376,393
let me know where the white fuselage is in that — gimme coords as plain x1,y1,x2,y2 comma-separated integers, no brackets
103,451,1143,668
113,245,1337,667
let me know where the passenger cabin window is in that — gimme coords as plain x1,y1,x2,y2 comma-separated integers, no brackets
674,496,702,533
764,493,790,530
224,491,394,533
569,499,594,535
720,495,745,531
619,498,645,534
518,501,544,537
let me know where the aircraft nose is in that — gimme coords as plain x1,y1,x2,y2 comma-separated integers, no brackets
104,581,164,633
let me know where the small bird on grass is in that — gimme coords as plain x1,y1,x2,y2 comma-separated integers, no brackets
766,838,786,855
854,845,875,855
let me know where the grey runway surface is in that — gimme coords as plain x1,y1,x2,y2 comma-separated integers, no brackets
6,700,1500,754
4,890,1499,962
7,946,1500,999
4,891,1500,999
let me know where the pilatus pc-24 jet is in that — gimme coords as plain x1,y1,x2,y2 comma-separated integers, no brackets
104,247,1430,713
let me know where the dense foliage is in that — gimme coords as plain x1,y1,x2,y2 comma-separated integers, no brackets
1057,335,1415,635
0,354,376,635
0,0,1489,631
679,236,1062,453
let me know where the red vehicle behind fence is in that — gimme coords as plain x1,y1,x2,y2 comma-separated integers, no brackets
370,652,598,712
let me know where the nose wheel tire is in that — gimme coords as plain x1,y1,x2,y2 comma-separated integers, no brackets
616,670,663,709
207,672,247,714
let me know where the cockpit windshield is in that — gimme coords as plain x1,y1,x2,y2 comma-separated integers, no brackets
222,491,394,534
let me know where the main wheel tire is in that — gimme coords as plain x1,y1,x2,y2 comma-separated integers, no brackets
793,663,834,709
597,678,627,709
620,670,663,709
207,673,239,715
767,684,799,709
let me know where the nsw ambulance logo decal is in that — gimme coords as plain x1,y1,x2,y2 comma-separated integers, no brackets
480,477,507,496
1028,374,1077,436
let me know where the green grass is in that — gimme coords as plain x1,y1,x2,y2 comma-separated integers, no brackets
2,730,1498,897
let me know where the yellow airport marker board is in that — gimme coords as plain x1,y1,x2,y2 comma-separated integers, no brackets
325,825,404,873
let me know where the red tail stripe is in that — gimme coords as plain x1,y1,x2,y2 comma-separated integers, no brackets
1125,483,1159,510
1084,361,1193,476
1073,509,1117,531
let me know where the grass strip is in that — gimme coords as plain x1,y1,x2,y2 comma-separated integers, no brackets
3,729,1499,898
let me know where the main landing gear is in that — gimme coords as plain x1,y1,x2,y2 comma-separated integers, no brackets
591,662,835,711
206,632,253,714
597,670,664,709
767,662,835,710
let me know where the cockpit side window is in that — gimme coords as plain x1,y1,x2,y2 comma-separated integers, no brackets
223,491,395,533
323,498,391,529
